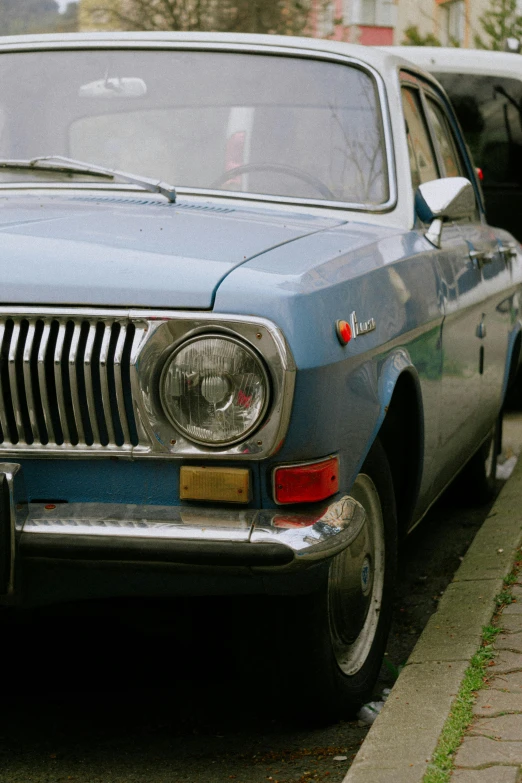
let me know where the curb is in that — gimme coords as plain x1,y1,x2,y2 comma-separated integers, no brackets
343,458,522,783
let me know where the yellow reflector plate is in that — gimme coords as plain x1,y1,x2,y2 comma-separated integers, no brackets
180,466,250,504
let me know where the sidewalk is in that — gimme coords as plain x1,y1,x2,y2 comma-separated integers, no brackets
451,582,522,782
454,412,522,777
344,435,522,783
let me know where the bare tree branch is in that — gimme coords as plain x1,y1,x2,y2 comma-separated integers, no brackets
87,0,310,35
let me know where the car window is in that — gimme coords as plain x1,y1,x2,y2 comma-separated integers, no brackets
0,49,389,206
434,72,522,188
425,98,463,178
401,87,439,189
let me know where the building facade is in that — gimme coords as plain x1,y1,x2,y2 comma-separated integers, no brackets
309,0,497,48
395,0,490,47
309,0,397,45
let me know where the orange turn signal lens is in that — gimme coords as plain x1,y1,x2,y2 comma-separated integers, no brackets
180,466,249,503
336,320,352,345
273,457,339,505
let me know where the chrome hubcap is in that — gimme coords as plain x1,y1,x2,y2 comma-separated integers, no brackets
328,473,385,676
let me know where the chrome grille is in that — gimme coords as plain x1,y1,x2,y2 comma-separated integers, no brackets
0,316,138,449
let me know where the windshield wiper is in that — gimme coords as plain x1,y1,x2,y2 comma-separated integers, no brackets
0,155,176,203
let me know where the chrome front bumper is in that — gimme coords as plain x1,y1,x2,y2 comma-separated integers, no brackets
0,462,366,598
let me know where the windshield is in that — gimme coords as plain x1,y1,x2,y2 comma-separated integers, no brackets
0,48,388,206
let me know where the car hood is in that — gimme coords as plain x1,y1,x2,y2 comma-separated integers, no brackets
0,193,344,309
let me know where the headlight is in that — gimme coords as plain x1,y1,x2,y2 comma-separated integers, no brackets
160,334,270,446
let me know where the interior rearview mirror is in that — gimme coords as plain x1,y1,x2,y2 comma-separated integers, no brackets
79,77,147,99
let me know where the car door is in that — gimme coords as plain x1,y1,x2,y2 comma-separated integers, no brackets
401,80,487,493
423,90,512,441
400,82,467,500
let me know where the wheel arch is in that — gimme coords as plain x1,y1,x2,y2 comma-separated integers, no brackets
372,350,424,536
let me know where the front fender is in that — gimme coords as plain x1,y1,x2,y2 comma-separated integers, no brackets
356,349,423,480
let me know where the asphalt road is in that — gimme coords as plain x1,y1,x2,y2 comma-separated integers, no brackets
1,417,520,783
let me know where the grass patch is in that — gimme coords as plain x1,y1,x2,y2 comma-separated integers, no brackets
422,626,500,783
482,624,502,645
495,589,514,608
423,547,522,783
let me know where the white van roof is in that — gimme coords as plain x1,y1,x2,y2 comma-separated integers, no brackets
381,46,522,80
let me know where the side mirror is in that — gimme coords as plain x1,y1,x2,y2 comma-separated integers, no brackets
415,177,475,248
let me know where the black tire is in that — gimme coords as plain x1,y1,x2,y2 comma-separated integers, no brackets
274,439,398,723
453,414,501,505
504,363,522,411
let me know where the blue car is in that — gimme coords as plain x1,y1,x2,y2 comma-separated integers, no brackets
0,32,519,718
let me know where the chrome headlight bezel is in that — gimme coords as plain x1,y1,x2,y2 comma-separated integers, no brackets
131,313,295,460
159,332,271,447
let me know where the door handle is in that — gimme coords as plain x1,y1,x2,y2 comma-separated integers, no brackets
469,249,494,269
499,242,518,263
476,314,487,339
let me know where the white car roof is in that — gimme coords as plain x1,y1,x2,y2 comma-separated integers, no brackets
382,46,522,79
0,30,432,77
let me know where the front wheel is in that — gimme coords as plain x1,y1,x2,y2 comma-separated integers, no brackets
275,440,397,722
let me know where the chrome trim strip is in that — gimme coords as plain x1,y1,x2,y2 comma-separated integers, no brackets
114,323,131,444
20,494,365,567
129,322,149,447
24,502,254,542
0,462,27,596
22,321,39,442
99,321,115,444
7,322,22,442
83,321,100,445
68,322,85,444
0,444,130,457
53,321,70,443
0,323,10,441
0,42,397,214
37,322,55,443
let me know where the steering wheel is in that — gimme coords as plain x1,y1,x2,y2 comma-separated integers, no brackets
211,162,336,200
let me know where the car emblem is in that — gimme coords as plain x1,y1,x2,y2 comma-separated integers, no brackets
351,311,376,338
335,311,376,345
